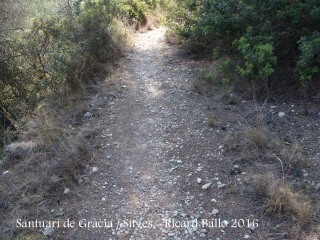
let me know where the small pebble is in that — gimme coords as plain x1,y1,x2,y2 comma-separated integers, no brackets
64,188,70,194
202,183,211,190
233,165,240,169
92,167,99,173
84,112,93,118
43,227,54,236
211,208,219,216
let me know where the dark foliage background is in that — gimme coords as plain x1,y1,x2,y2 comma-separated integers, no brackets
165,0,320,84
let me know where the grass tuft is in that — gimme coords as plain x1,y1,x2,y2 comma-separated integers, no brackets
245,126,269,150
0,107,91,238
207,115,219,127
256,175,313,227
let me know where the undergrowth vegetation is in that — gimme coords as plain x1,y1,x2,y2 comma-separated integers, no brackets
0,0,122,142
165,0,320,86
0,0,164,146
219,104,318,239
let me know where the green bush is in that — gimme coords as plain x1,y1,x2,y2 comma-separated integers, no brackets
117,0,148,27
0,0,124,141
233,29,277,81
0,0,164,142
166,0,320,84
116,0,164,28
297,32,320,84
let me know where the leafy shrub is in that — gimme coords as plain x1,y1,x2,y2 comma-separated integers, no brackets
116,0,164,28
0,0,163,145
297,32,320,84
0,0,123,137
233,29,277,81
163,0,199,38
117,0,148,27
166,0,320,84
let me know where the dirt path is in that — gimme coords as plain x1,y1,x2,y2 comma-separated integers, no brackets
1,22,319,240
63,27,257,240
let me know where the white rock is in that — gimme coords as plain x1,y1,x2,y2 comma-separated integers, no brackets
173,210,179,217
197,178,202,184
202,183,211,190
221,220,229,228
316,183,320,191
217,182,227,189
278,112,286,117
177,160,183,164
2,171,9,175
244,234,251,239
64,188,70,194
211,208,219,216
84,112,93,118
211,198,218,203
92,167,99,173
102,197,106,201
43,227,54,236
301,169,309,177
248,222,256,232
233,165,240,169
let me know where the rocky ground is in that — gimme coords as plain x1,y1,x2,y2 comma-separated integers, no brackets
43,27,320,240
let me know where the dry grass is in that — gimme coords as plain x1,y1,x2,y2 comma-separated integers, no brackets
267,179,312,226
110,18,130,50
223,93,237,105
277,142,308,177
225,104,318,238
245,126,269,150
0,101,93,239
253,174,313,237
223,134,240,151
207,115,219,127
146,10,162,29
